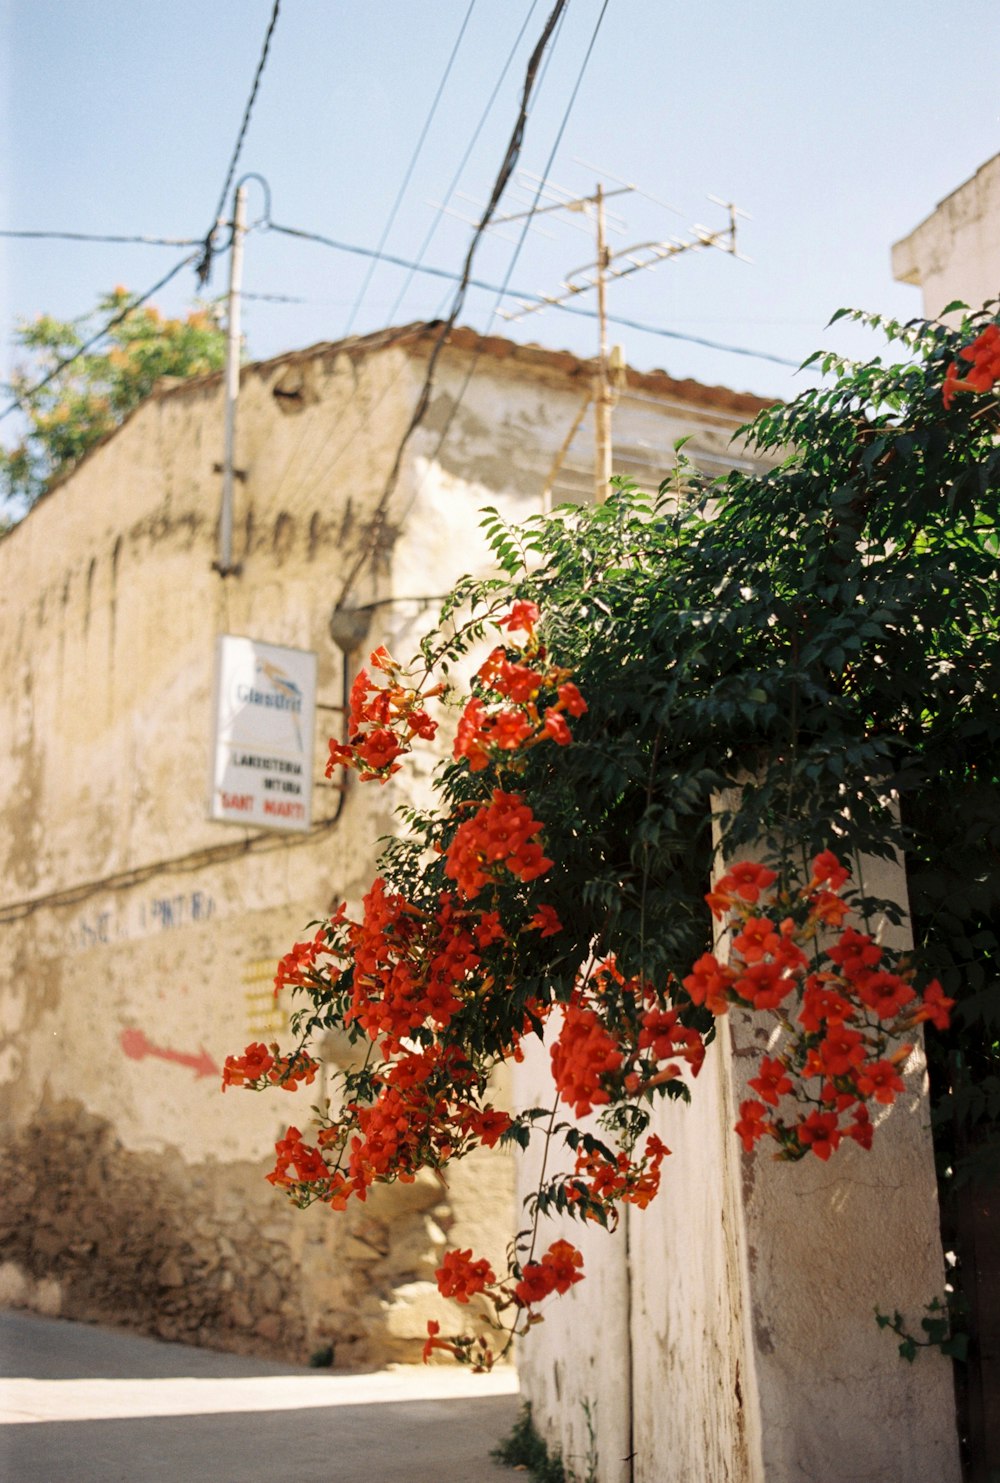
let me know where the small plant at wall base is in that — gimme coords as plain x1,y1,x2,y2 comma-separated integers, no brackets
223,302,999,1368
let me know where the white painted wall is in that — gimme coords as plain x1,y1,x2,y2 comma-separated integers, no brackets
892,151,1000,319
514,837,960,1481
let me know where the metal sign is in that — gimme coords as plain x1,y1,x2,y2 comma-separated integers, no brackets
209,635,317,833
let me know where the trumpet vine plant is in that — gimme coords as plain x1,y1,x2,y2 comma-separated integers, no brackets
224,303,1000,1369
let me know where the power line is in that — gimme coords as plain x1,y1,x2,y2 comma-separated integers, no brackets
0,251,199,425
261,2,545,519
0,229,203,247
415,0,612,485
334,0,571,608
557,303,808,369
0,808,344,927
382,0,542,328
341,0,479,339
196,0,283,285
266,221,809,370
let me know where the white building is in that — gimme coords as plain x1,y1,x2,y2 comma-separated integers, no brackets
892,151,1000,318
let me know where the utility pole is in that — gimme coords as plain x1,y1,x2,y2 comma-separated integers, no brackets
593,182,612,502
217,183,246,576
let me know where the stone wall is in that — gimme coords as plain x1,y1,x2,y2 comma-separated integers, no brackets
0,1097,477,1366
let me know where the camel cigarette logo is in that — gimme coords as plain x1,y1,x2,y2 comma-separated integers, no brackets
235,660,304,749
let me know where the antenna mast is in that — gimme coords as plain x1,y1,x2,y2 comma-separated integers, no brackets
498,178,746,502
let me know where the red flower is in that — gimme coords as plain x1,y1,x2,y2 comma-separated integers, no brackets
527,904,563,937
797,1110,842,1161
558,681,587,717
735,1099,770,1153
810,849,850,890
799,976,854,1033
463,1107,512,1148
435,1248,496,1303
540,1238,584,1294
732,916,780,964
543,709,572,746
514,1240,583,1306
914,979,954,1031
716,861,778,905
497,600,540,636
846,1105,873,1149
826,927,882,980
748,1055,794,1108
854,1058,906,1105
855,971,915,1021
817,1025,867,1077
222,1041,274,1090
943,325,1000,406
551,1004,623,1117
492,708,534,751
683,953,735,1014
732,960,793,1011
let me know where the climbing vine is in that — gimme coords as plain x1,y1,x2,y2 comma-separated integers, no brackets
224,302,1000,1367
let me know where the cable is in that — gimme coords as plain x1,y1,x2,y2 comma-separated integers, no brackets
0,810,345,927
381,0,541,328
341,0,479,339
196,0,283,284
556,303,807,369
260,2,543,518
265,222,808,368
334,0,571,609
0,229,203,247
0,251,199,425
416,0,612,484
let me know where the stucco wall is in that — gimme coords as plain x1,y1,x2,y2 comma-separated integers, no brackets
514,836,959,1482
0,328,767,1361
892,151,1000,319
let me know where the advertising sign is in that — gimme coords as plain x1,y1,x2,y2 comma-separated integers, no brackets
209,636,317,833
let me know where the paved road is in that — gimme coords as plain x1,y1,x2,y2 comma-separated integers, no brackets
0,1310,521,1483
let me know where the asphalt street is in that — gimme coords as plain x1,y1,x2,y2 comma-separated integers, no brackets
0,1310,521,1483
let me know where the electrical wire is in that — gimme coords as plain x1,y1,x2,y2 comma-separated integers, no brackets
0,810,345,927
265,221,808,368
0,229,203,247
0,251,199,425
415,0,612,485
381,0,541,328
3,211,808,370
196,0,283,284
333,0,570,609
229,4,546,522
341,0,479,339
261,1,563,557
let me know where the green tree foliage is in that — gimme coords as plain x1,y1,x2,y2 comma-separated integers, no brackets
418,300,999,1184
1,286,227,512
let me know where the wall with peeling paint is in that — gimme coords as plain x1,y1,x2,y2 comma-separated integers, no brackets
892,151,1000,321
0,325,773,1363
514,834,960,1482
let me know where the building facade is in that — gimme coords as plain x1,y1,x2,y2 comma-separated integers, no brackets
892,150,1000,319
0,323,772,1364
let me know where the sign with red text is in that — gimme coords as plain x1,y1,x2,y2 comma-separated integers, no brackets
209,636,317,833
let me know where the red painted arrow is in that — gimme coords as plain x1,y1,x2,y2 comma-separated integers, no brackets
120,1027,219,1080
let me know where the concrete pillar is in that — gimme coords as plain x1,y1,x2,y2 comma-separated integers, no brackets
515,847,961,1482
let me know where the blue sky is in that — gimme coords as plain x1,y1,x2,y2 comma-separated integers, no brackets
2,0,999,421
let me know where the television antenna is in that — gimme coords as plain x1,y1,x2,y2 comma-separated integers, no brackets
497,177,749,502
